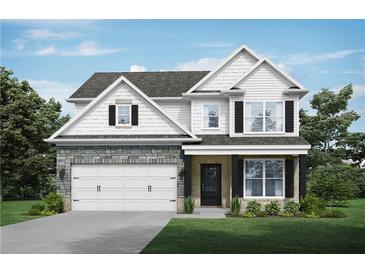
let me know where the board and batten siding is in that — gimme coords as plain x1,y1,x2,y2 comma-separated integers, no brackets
229,63,299,137
156,100,191,130
199,51,257,91
191,98,229,135
63,82,185,136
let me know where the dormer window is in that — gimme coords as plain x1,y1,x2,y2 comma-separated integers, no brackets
203,104,219,128
117,104,131,126
245,101,283,133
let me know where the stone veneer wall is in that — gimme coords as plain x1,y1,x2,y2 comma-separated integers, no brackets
56,146,184,212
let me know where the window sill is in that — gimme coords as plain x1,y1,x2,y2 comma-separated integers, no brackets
201,127,221,130
115,125,132,129
243,196,285,199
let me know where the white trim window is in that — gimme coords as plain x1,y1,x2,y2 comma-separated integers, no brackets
203,104,219,128
244,159,284,197
245,102,283,133
116,104,131,126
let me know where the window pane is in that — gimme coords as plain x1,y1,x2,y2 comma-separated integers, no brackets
246,102,263,117
118,105,130,115
245,160,263,178
265,117,283,132
118,115,130,124
266,179,283,196
209,117,219,128
265,102,283,117
265,160,283,178
246,179,263,196
246,117,263,132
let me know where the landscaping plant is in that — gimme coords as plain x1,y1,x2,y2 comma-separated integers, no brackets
245,200,261,216
320,209,346,218
28,203,45,216
43,192,64,213
40,209,56,216
184,196,195,214
265,200,281,216
282,201,300,217
300,194,326,217
230,197,242,217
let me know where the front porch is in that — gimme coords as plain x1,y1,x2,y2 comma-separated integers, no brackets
182,154,307,211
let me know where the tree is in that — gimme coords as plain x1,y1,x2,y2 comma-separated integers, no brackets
0,67,70,199
300,84,360,169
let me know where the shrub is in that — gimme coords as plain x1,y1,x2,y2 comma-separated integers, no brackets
255,210,267,217
230,197,242,217
243,212,255,218
265,200,281,216
40,209,56,216
43,192,64,213
184,196,195,214
283,201,300,217
300,194,326,215
305,212,320,218
245,201,261,215
320,209,346,218
308,164,358,206
28,203,45,216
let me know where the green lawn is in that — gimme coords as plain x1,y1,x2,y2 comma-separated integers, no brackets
0,200,44,226
142,199,365,254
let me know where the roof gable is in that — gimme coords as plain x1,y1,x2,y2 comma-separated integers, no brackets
47,76,198,141
185,45,260,93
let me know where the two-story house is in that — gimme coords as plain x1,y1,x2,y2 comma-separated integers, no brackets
45,45,310,212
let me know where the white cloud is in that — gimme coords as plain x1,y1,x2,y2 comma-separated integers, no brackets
12,39,27,50
129,64,147,72
34,41,123,57
36,46,56,56
277,49,365,65
25,29,82,40
175,57,224,71
193,42,236,48
352,84,365,99
28,79,79,116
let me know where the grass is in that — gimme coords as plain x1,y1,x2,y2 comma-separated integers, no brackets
142,199,365,254
0,200,44,226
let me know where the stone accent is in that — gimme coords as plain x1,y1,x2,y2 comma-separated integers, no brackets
191,155,231,208
56,145,184,212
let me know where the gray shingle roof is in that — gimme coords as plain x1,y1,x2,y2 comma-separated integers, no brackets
70,71,210,98
56,134,191,139
194,135,310,146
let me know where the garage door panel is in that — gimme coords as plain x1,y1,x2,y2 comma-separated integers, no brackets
99,189,123,200
125,200,149,211
124,166,149,177
99,166,124,177
124,179,149,189
73,179,98,189
149,200,176,211
72,165,98,177
99,200,123,211
99,179,123,189
73,189,98,200
125,189,149,200
149,165,176,177
72,200,98,211
150,179,176,189
149,189,176,200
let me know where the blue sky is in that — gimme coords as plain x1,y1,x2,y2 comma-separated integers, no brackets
1,19,364,131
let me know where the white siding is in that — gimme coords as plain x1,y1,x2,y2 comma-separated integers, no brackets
229,63,299,137
191,99,229,135
63,83,185,136
199,51,257,91
74,102,90,114
156,100,191,130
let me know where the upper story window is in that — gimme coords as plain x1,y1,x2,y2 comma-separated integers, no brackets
203,104,219,128
117,104,131,126
245,102,283,133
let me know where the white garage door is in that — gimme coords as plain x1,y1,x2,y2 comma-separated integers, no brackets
71,164,177,211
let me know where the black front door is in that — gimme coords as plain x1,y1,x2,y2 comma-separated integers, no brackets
201,164,221,206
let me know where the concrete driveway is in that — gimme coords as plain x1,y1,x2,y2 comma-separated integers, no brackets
0,211,174,254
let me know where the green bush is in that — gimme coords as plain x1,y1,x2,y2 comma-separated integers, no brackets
283,201,300,217
320,209,346,218
40,209,56,216
43,192,64,213
28,203,45,216
184,196,195,214
245,201,261,215
265,200,281,216
243,212,256,218
308,164,358,206
255,210,267,217
300,194,326,215
305,212,320,218
230,197,242,217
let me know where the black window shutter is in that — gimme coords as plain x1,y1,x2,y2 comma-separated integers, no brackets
131,105,138,125
235,101,244,133
237,159,244,197
108,105,116,126
299,155,307,197
285,159,294,198
285,101,294,132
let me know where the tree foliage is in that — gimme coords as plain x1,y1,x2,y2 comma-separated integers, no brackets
0,67,70,199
